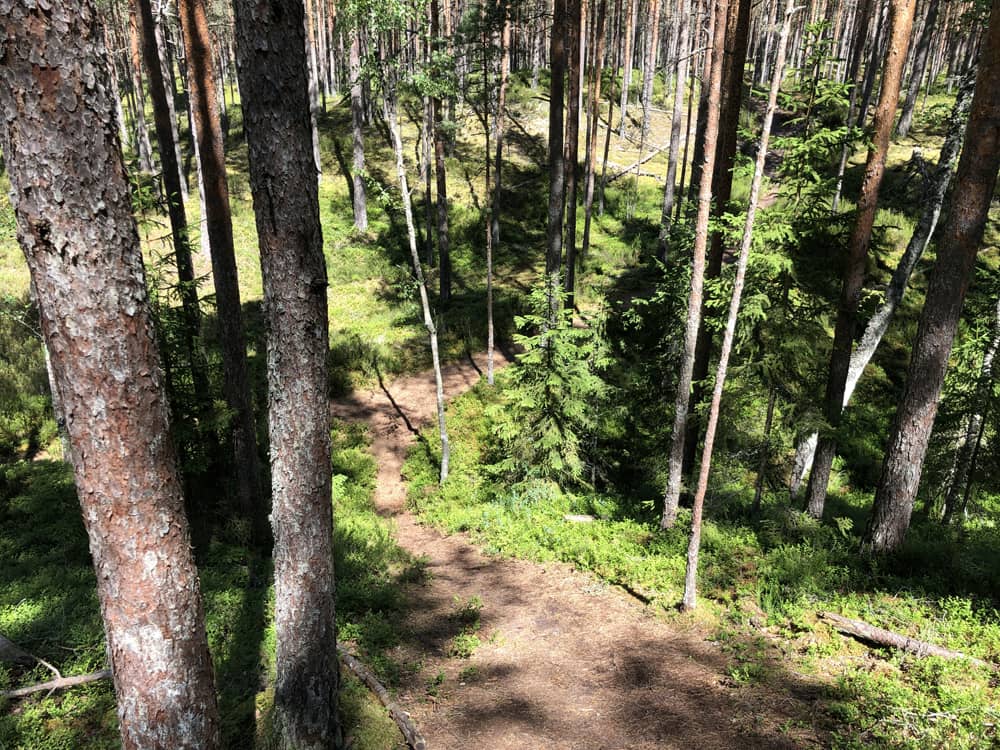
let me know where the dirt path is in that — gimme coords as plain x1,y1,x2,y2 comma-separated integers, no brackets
331,353,823,749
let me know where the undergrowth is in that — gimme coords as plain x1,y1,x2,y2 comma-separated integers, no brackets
0,418,408,749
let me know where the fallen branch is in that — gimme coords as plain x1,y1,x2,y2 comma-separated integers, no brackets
605,145,670,184
2,669,112,699
338,646,427,750
819,611,993,669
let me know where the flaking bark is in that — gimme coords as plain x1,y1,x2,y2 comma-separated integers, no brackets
0,2,220,746
231,0,341,745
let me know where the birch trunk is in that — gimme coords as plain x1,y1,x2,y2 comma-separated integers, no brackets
864,0,1000,552
789,73,975,498
385,90,451,483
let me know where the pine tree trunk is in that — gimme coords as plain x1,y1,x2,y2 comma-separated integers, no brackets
639,0,663,147
897,0,940,136
789,73,975,498
128,3,156,173
658,0,692,256
385,90,451,483
832,0,876,212
547,0,569,319
681,0,794,608
563,0,584,304
864,0,1000,551
431,0,452,305
680,0,750,484
231,0,341,744
178,0,268,547
136,0,211,413
618,0,637,135
0,4,220,746
804,0,919,519
661,0,729,530
580,0,609,275
489,3,513,385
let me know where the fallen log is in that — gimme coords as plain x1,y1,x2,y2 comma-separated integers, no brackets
819,611,993,669
338,646,427,750
2,669,112,699
605,144,670,184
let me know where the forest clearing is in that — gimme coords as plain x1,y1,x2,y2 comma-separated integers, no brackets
1,0,999,747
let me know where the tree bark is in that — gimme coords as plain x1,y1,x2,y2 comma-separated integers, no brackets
942,313,995,526
431,0,452,305
820,611,993,667
681,0,751,484
127,3,156,172
489,2,513,385
661,0,729,530
231,0,341,744
618,0,637,136
789,73,975,499
897,0,940,137
0,3,221,746
658,0,692,257
350,30,368,231
136,0,211,417
563,0,584,305
804,0,918,519
177,0,268,547
681,0,794,608
546,0,569,319
863,0,1000,554
580,0,609,273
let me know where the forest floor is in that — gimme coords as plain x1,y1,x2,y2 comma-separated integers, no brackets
331,354,826,750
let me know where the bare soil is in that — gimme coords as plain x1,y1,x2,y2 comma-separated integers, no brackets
331,353,825,749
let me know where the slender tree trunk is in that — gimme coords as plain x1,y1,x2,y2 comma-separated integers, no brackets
136,0,211,413
832,0,876,211
752,387,777,513
489,2,512,385
350,31,368,231
897,0,940,136
658,0,692,257
680,0,750,484
547,0,569,319
0,3,220,746
864,0,1000,551
680,0,793,607
789,72,975,498
686,0,717,203
151,0,190,204
618,0,637,135
804,0,919,519
303,0,323,173
563,0,584,305
231,0,341,744
942,299,1000,524
385,90,451,482
431,10,452,304
128,3,156,173
580,0,609,274
661,0,729,530
177,0,268,547
639,0,663,147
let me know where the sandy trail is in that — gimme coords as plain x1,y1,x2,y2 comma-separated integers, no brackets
331,352,821,749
